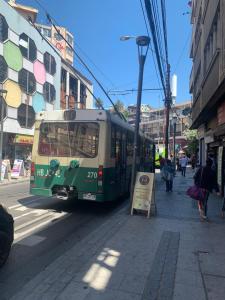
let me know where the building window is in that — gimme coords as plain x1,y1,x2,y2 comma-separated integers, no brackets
54,32,63,41
203,9,220,73
44,52,56,75
66,46,73,56
19,33,37,62
66,34,73,45
43,82,56,103
0,55,8,83
80,83,87,105
0,96,7,120
0,14,8,42
17,104,35,128
18,68,36,94
43,28,51,38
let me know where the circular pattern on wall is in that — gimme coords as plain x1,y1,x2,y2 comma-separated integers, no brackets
33,60,46,85
32,92,45,112
3,79,21,108
3,41,22,71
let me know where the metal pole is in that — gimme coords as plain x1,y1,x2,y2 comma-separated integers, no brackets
173,121,176,174
165,64,171,159
0,96,4,182
130,54,146,212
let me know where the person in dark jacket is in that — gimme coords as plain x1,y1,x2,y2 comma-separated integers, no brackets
194,158,219,220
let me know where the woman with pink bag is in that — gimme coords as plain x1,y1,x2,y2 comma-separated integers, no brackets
194,158,219,221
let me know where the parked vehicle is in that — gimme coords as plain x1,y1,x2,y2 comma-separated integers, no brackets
30,109,155,202
0,205,14,267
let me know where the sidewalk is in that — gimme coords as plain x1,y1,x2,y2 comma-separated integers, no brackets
0,177,30,187
10,168,225,300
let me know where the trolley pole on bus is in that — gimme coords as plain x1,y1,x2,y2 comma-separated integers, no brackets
120,35,150,212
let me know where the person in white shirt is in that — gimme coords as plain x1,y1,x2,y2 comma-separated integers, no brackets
179,155,189,177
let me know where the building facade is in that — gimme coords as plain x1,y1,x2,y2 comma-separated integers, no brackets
139,102,192,153
0,0,93,164
36,24,74,65
127,104,152,126
190,0,225,192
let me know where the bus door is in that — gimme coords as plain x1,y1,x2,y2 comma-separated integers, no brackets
120,131,127,194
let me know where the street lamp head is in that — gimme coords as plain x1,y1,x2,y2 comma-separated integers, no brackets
120,35,136,41
136,36,150,47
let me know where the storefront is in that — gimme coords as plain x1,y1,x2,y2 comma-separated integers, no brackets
3,133,33,167
13,134,33,160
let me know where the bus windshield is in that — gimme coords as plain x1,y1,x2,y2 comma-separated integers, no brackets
38,122,99,158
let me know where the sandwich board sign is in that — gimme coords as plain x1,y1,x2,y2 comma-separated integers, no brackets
11,159,25,178
131,172,156,218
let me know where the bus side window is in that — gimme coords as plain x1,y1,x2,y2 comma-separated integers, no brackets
111,124,116,158
115,127,121,163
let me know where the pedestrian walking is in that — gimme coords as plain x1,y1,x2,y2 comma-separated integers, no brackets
194,158,219,221
190,154,196,170
180,154,189,177
163,159,175,192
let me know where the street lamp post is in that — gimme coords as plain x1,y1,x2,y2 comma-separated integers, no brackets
120,35,150,212
0,87,7,182
172,113,177,174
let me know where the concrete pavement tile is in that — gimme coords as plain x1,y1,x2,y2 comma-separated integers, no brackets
173,283,206,300
175,269,203,287
204,274,225,300
84,289,142,300
199,253,225,277
177,253,199,272
57,282,90,300
118,274,147,294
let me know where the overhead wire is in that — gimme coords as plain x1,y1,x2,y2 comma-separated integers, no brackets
144,0,167,97
140,0,164,101
32,0,126,120
28,18,104,110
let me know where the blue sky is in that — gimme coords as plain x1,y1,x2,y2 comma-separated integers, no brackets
20,0,192,109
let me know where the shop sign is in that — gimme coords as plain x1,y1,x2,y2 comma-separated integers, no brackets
131,172,155,218
217,102,225,125
14,134,33,145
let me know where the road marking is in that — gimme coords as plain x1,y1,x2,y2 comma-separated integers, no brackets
14,209,47,220
15,206,29,212
14,212,70,242
14,212,54,232
8,197,43,210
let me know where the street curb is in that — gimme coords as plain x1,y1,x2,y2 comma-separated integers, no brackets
0,178,30,187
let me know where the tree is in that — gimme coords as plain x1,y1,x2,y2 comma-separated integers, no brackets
114,100,125,112
183,129,198,156
94,98,104,109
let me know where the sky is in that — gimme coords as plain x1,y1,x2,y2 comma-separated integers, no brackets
20,0,192,109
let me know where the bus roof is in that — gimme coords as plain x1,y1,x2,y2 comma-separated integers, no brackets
36,109,154,142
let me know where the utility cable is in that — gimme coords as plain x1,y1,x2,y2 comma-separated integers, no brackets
144,0,166,96
28,18,104,110
32,0,126,120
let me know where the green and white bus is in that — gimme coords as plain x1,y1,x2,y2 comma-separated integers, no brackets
30,109,155,202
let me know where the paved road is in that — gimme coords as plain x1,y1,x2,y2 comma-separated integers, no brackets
0,182,127,300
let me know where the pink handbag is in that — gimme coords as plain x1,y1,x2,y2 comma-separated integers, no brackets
186,185,207,201
186,168,207,201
